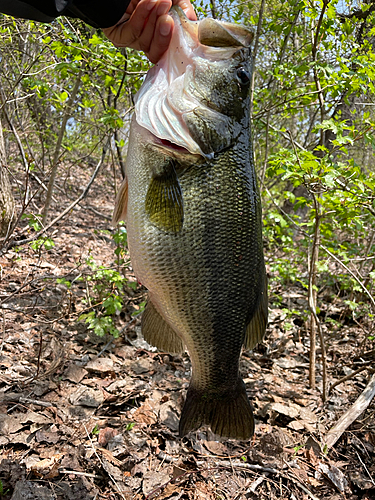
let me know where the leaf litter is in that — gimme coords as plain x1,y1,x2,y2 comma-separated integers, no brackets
0,164,374,500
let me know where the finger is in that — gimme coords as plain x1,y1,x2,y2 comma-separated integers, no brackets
173,0,197,20
133,0,171,52
134,1,160,53
128,0,161,40
125,0,142,17
146,14,173,63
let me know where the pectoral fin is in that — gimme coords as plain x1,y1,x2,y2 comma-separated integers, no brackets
244,276,268,351
112,176,128,225
145,160,183,232
142,299,184,354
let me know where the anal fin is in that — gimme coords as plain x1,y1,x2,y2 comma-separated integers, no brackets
244,275,268,351
142,299,184,354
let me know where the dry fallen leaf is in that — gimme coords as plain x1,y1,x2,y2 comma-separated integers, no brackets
316,462,348,492
133,401,158,425
142,470,170,497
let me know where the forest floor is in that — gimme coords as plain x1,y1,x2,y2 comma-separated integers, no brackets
0,160,374,500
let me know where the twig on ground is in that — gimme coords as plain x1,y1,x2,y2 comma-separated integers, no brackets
82,203,112,220
324,372,375,450
329,361,373,394
83,423,126,500
202,460,279,474
287,474,321,500
19,397,56,408
355,450,375,487
95,338,114,358
35,329,43,379
59,469,97,478
0,309,5,355
247,474,267,493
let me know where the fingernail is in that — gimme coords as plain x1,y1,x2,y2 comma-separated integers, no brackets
160,20,172,36
146,0,157,10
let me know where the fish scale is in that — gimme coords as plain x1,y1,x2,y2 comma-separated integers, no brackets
113,7,268,440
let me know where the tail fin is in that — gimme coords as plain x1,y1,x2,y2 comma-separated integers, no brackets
179,378,254,440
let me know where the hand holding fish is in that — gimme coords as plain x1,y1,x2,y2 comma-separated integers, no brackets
102,0,197,63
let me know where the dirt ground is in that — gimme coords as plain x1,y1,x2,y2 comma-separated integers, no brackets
0,161,374,499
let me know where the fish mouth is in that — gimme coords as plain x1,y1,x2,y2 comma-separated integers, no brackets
158,137,190,153
134,8,252,159
151,133,193,155
148,131,205,164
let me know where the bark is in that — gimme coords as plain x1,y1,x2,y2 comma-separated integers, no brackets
0,117,16,239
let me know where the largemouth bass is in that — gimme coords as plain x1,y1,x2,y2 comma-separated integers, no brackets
113,7,268,440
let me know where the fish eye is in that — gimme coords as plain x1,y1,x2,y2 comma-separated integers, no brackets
236,67,250,85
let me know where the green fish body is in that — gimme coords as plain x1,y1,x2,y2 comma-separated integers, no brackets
113,8,268,440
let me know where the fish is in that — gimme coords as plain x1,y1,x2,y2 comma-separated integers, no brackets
113,7,268,440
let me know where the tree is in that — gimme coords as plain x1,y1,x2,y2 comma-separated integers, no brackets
0,116,15,239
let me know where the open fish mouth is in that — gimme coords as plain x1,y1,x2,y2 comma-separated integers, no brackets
153,136,191,154
134,7,253,158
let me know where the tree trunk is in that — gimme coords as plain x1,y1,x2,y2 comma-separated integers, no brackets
0,117,16,239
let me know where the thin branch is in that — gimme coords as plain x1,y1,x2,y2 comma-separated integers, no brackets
113,59,128,179
42,62,86,223
329,361,373,394
324,373,375,450
321,245,375,310
250,0,266,115
2,139,109,253
288,130,327,397
311,0,330,146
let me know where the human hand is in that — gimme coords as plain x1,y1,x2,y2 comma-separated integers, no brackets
102,0,197,64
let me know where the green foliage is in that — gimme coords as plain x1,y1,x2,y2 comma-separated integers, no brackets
78,224,132,339
0,478,9,497
91,424,100,435
79,259,127,338
125,422,135,431
248,0,375,313
21,213,41,232
21,214,56,252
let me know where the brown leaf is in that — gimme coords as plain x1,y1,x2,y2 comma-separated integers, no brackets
159,402,179,431
204,440,229,456
63,364,88,383
35,430,60,444
158,483,182,500
131,357,153,374
97,447,122,466
30,454,64,475
194,481,215,499
69,387,104,407
317,462,348,492
270,402,300,419
101,457,123,481
98,427,117,446
85,357,114,373
0,414,24,434
133,402,158,425
142,470,170,496
21,411,50,425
